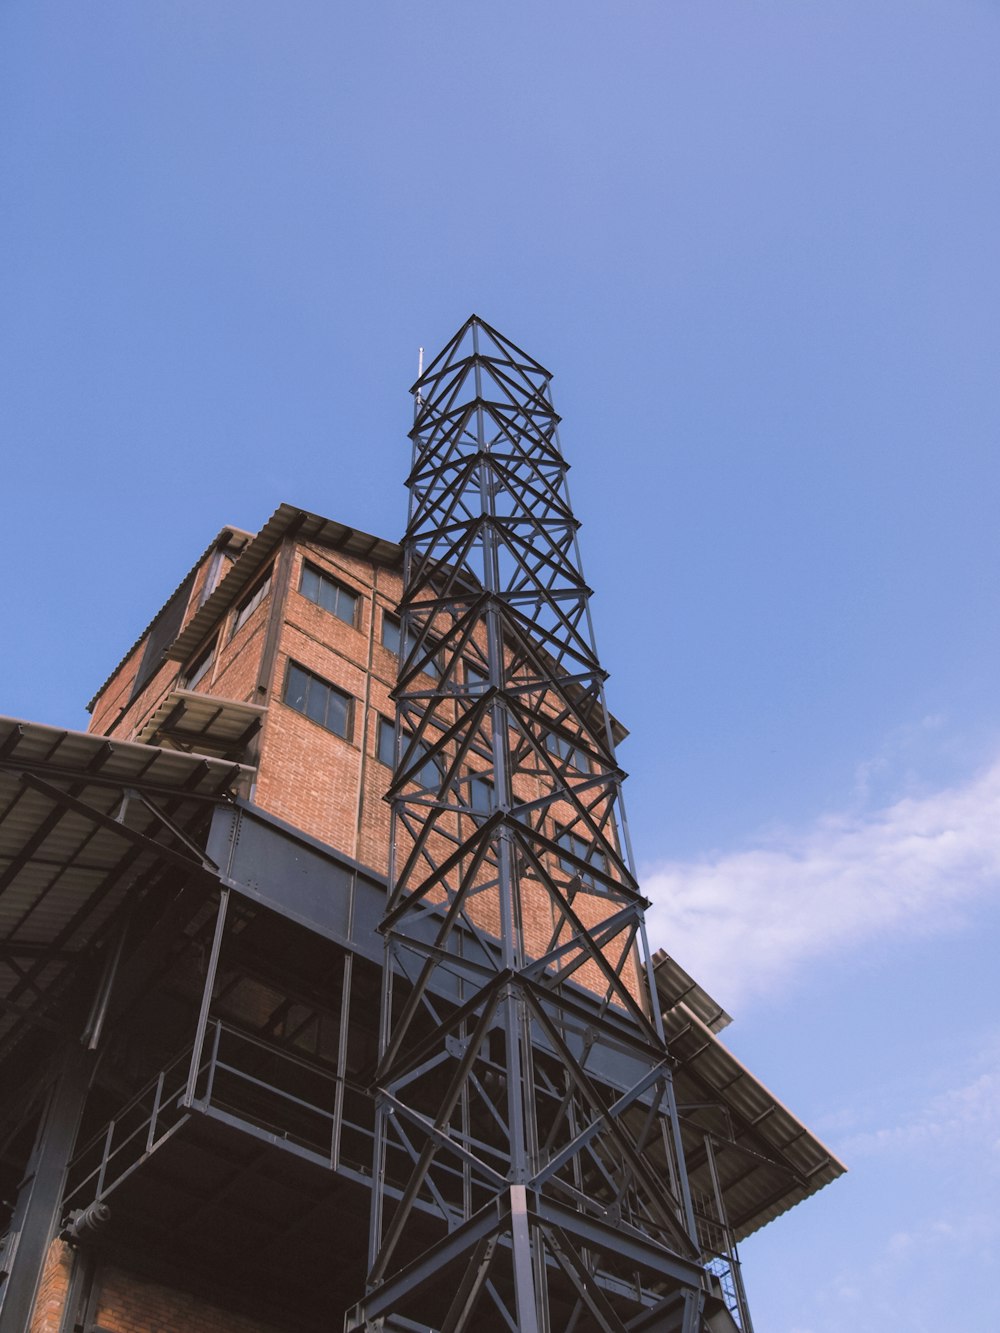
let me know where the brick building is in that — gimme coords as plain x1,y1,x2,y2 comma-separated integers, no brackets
0,503,843,1332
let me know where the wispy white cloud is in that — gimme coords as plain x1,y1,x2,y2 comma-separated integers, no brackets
641,756,1000,1008
809,1207,1000,1333
842,1062,1000,1162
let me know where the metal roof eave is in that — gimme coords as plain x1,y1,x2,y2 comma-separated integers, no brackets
0,717,245,1061
663,1002,847,1241
167,504,403,665
85,526,254,713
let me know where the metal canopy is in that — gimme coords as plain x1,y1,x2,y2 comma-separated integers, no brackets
0,717,246,1059
168,504,403,665
663,1002,846,1243
135,689,267,760
653,951,732,1035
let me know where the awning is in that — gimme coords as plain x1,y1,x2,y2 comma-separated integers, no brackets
135,690,267,760
0,717,246,1058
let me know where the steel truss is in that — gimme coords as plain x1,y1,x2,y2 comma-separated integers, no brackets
351,318,707,1332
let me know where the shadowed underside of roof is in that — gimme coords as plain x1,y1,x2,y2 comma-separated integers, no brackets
653,951,846,1242
0,717,246,1059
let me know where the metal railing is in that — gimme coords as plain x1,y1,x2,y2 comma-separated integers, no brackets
64,1020,374,1214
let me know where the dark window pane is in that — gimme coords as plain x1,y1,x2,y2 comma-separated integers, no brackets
556,828,606,885
300,562,359,627
377,717,395,767
232,572,272,637
545,731,588,771
381,614,401,655
300,565,320,604
465,661,489,691
470,774,492,813
383,615,440,678
185,640,216,690
305,681,327,726
404,736,441,789
417,751,440,788
286,663,310,713
422,643,441,679
284,661,352,740
325,689,349,736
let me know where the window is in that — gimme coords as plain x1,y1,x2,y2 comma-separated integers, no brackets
184,639,216,690
198,546,235,608
465,660,489,692
381,612,401,656
377,715,395,767
383,614,441,678
230,571,272,638
283,661,353,739
300,562,359,626
556,827,608,886
130,571,196,701
468,773,493,814
397,733,442,789
545,730,589,772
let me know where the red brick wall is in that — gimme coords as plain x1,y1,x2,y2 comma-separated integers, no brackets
28,1239,72,1333
253,544,395,866
85,522,639,1001
94,1264,287,1333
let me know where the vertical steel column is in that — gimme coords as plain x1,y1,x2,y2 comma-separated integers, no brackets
704,1136,754,1333
185,888,229,1106
0,1043,92,1333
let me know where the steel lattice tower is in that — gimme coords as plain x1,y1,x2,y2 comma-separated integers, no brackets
349,317,707,1332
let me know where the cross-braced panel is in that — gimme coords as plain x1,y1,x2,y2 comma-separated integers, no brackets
352,318,708,1333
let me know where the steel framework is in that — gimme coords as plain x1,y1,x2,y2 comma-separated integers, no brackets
351,317,707,1332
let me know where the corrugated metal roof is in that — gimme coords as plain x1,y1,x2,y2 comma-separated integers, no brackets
0,717,245,1054
85,527,254,713
653,949,732,1033
135,690,267,759
168,504,403,665
664,1001,846,1242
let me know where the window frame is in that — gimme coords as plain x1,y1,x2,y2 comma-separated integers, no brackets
376,714,396,767
380,611,402,656
230,568,273,640
183,637,217,691
282,660,354,741
383,614,441,679
464,660,489,692
468,772,493,814
555,825,608,887
396,730,443,790
544,729,589,772
299,561,361,628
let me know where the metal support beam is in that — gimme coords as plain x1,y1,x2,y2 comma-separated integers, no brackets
0,1042,92,1333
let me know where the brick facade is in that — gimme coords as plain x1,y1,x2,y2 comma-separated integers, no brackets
27,1240,71,1333
47,505,639,1333
87,510,638,983
95,1263,286,1333
28,1241,287,1333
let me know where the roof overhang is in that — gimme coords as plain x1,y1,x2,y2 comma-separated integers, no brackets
169,504,403,664
135,690,267,761
659,990,846,1241
0,717,246,1060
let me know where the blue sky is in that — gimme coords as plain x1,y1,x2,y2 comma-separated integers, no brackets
2,2,999,1328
